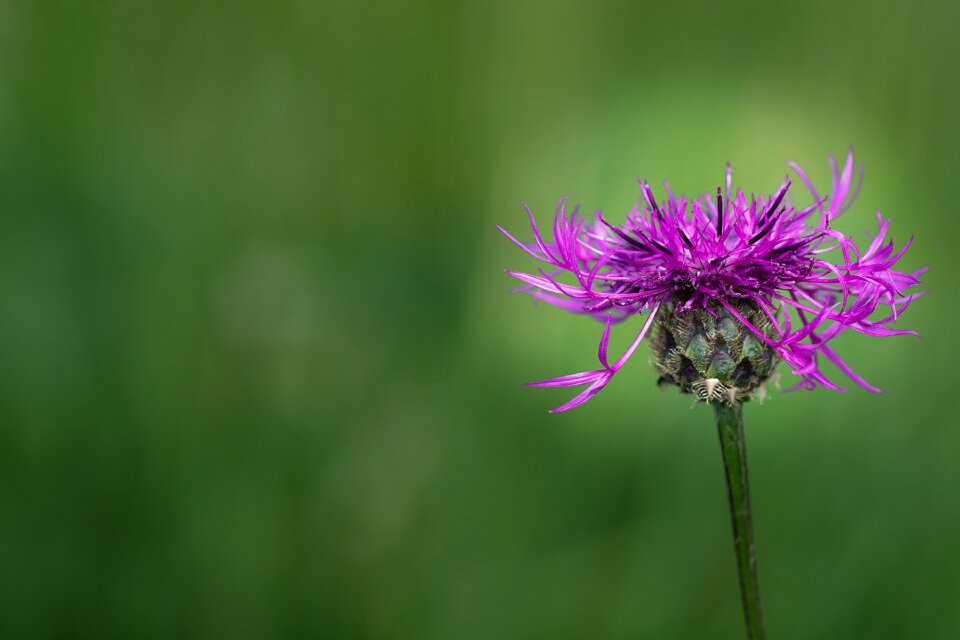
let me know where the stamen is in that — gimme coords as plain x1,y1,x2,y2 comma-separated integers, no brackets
748,209,784,245
761,178,791,223
716,186,724,239
642,182,663,220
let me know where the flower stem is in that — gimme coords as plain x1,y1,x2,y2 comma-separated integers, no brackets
713,402,765,640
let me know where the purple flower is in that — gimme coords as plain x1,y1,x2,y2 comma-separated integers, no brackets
500,150,925,412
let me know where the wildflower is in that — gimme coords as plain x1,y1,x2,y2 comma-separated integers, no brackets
500,150,924,412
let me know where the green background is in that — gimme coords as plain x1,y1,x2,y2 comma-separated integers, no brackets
1,0,958,638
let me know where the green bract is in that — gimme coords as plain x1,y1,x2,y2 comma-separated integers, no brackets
651,300,779,404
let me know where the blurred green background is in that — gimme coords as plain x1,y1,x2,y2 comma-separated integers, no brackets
1,0,958,638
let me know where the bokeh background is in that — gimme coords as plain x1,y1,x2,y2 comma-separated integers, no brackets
1,0,958,638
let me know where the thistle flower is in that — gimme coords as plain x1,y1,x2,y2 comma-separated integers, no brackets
500,150,924,412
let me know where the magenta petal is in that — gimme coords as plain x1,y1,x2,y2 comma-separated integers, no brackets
547,375,613,413
526,370,606,388
597,318,613,368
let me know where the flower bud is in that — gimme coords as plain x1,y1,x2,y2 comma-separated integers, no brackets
650,300,779,404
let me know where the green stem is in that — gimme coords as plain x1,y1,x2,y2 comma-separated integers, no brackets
713,402,765,640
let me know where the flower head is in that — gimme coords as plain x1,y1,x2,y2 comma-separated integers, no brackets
500,150,924,412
